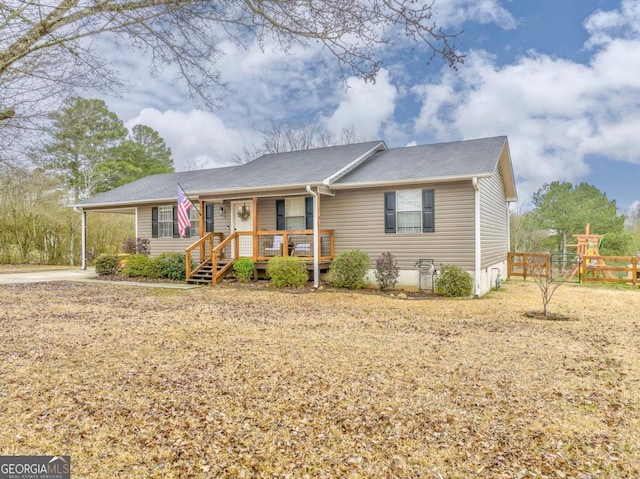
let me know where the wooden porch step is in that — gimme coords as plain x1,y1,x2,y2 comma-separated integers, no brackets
186,260,231,285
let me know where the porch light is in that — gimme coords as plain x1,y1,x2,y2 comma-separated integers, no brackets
237,203,250,221
218,205,225,216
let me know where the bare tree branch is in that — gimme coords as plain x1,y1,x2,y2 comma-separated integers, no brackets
230,121,367,164
1,0,464,141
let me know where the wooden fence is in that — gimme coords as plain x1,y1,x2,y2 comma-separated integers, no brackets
507,252,639,285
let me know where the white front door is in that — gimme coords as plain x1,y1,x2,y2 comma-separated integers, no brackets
231,200,253,257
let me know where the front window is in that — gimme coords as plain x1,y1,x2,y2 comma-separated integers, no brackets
190,207,199,237
158,206,173,237
285,197,305,230
396,189,421,234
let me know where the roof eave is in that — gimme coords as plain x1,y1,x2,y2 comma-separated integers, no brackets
72,182,330,210
332,173,495,190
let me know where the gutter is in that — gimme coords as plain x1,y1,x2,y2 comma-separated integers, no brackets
472,177,481,297
306,185,320,288
330,172,494,190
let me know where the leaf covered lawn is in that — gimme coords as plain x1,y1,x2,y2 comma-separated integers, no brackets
0,281,639,478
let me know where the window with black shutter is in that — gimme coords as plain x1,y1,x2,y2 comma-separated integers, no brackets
276,197,314,230
276,199,286,230
205,203,214,232
152,207,159,238
153,206,174,238
305,197,314,229
384,192,396,233
384,189,435,234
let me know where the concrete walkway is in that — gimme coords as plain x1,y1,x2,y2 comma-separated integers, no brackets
0,268,200,289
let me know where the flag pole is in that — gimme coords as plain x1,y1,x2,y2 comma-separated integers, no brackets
177,183,201,216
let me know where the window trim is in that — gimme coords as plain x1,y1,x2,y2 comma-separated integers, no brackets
152,205,201,238
158,205,173,238
276,197,314,230
384,189,435,234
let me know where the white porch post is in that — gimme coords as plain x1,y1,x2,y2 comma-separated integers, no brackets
81,209,87,270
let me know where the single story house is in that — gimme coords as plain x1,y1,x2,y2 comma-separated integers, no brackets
72,136,517,296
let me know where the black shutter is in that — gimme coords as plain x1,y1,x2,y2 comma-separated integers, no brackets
276,199,285,230
305,197,314,230
205,203,214,232
384,192,396,233
152,207,159,238
422,189,435,233
172,206,180,238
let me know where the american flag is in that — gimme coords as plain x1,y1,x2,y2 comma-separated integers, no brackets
177,185,192,237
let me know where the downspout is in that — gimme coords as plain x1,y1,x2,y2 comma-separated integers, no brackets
306,185,320,288
506,203,511,253
472,177,481,297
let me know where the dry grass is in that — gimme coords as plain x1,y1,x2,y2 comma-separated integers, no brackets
1,280,639,478
0,264,76,273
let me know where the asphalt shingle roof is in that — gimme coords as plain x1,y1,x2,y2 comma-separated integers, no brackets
334,136,508,186
72,136,512,208
73,141,384,207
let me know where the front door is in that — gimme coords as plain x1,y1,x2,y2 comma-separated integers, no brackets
231,200,253,257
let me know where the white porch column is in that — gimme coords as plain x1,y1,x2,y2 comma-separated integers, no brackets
81,209,87,270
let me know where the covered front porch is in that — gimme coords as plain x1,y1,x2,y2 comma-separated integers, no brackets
185,192,335,285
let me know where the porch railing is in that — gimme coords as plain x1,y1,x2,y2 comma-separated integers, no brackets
185,232,223,279
185,229,335,285
254,229,335,261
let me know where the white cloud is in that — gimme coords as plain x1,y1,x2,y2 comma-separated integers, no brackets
433,0,517,29
323,69,398,139
126,109,259,171
412,5,640,203
584,0,640,47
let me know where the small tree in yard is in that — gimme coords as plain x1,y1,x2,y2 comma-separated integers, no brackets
526,253,569,319
374,252,399,291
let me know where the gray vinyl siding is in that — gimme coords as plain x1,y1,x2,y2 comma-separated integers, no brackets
479,164,509,268
137,204,196,256
257,198,277,230
322,182,475,271
137,199,282,256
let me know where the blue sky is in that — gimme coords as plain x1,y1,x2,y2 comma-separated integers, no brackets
100,0,640,215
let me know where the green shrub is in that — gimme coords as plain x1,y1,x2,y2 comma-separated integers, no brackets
374,252,399,290
95,254,119,276
435,264,473,297
266,256,308,288
156,252,186,281
123,254,152,278
330,249,370,289
233,257,255,283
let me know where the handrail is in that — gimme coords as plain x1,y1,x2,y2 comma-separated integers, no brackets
211,232,238,286
185,229,336,284
185,232,223,281
185,232,213,281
